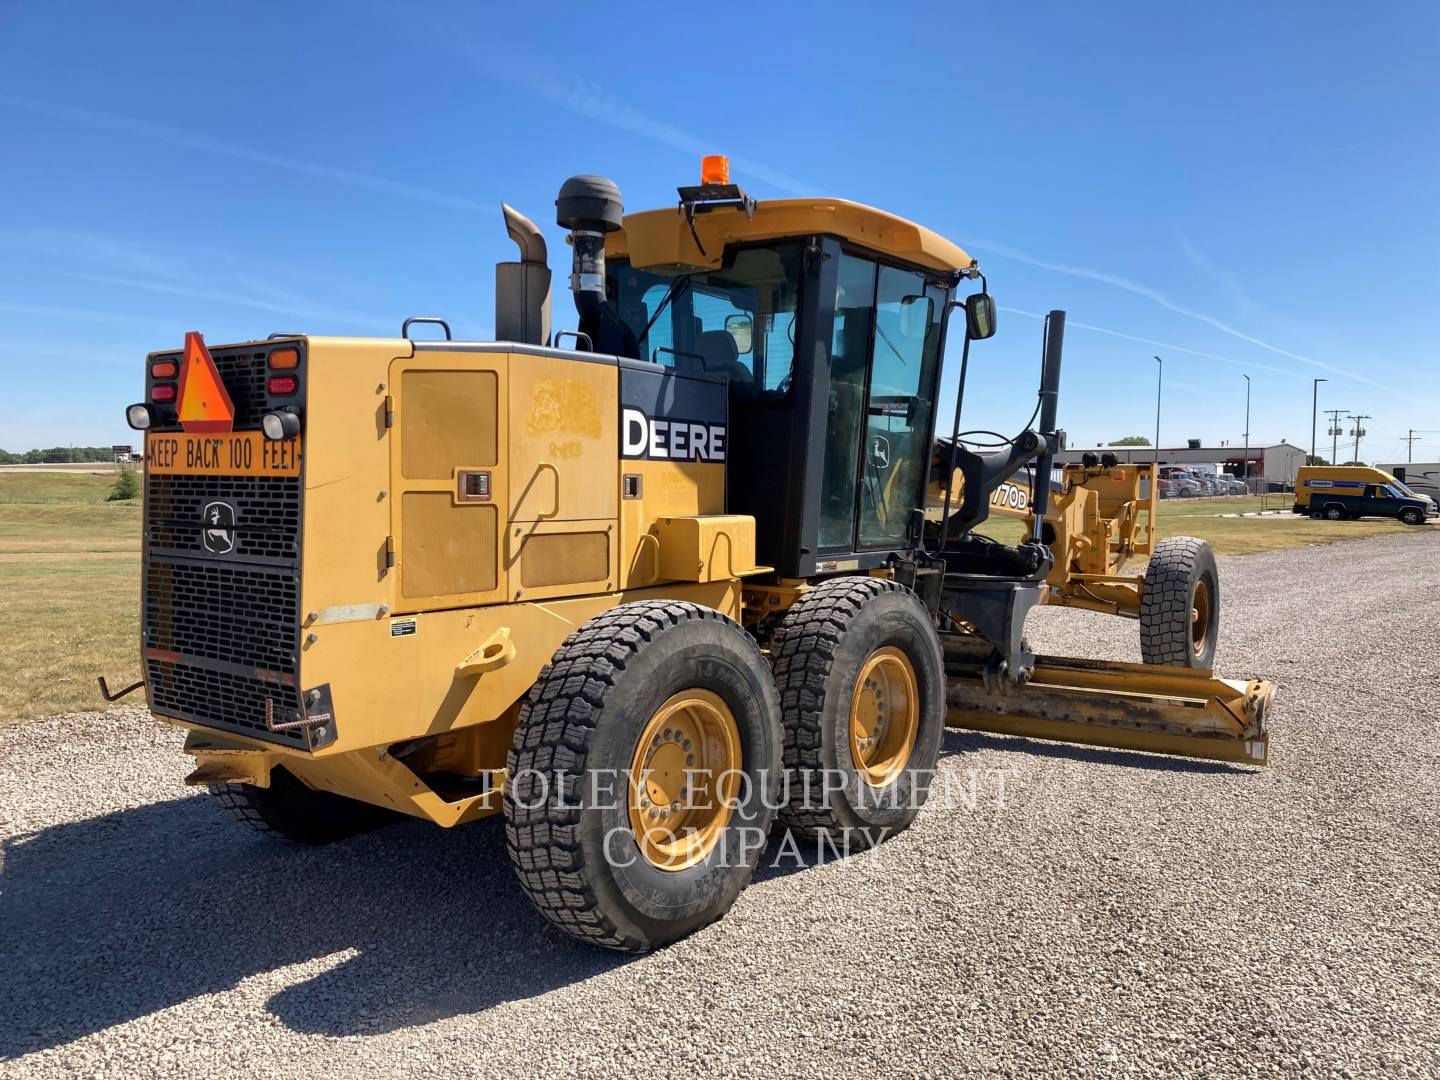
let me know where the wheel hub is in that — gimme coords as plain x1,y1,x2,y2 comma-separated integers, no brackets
848,647,919,789
1192,578,1211,655
628,690,740,871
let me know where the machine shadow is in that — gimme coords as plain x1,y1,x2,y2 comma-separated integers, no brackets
940,728,1246,775
0,795,633,1055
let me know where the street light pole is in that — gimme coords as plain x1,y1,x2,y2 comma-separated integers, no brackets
1242,374,1251,494
1311,377,1327,463
1152,355,1163,465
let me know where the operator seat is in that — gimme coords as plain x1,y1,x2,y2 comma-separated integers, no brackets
694,330,754,390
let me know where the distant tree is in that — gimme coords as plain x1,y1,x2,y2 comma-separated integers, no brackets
1342,460,1366,467
1304,454,1329,466
0,446,116,464
108,466,141,502
1108,435,1152,446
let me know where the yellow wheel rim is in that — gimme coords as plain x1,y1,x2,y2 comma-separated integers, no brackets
1192,579,1211,655
848,647,919,789
627,689,741,872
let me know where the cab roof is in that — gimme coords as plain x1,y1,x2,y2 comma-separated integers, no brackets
607,198,976,277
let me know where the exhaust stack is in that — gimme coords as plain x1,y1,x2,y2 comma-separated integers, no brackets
495,203,551,346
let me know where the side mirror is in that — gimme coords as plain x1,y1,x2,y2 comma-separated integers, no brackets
965,293,996,340
724,313,753,354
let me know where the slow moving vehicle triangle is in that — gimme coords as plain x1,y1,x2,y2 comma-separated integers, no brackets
176,331,235,433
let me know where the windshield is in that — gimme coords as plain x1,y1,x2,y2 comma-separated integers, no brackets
1380,472,1419,498
607,242,804,400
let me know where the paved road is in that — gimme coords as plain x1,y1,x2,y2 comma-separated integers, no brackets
2,531,1437,1078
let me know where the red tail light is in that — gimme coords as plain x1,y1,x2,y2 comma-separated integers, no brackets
268,375,298,396
151,360,177,378
151,383,177,402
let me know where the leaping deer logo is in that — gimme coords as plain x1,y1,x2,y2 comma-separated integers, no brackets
201,501,236,555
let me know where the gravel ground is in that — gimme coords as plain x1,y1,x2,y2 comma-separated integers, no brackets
3,530,1438,1078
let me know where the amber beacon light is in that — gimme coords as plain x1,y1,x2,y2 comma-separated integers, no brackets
700,155,729,185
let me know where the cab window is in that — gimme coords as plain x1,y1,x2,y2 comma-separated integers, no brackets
608,243,803,399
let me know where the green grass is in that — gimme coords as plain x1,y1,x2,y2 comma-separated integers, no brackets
0,471,143,721
0,468,118,503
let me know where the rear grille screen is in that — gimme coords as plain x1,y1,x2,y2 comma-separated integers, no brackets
146,473,300,564
146,659,303,744
141,342,307,746
145,558,299,674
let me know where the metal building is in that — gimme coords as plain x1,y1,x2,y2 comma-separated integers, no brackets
1051,441,1307,488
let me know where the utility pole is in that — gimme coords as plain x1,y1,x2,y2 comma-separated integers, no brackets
1311,378,1327,462
1402,430,1422,462
1152,356,1163,466
1242,374,1251,493
1349,415,1371,464
1325,409,1345,465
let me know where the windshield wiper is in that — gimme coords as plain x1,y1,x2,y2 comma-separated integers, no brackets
637,276,692,357
874,323,908,366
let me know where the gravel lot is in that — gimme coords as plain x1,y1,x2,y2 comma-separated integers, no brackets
3,530,1437,1078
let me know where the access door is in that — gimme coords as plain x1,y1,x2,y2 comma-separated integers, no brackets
388,354,509,613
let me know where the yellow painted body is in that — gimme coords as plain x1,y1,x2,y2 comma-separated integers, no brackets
928,461,1157,617
610,198,975,275
160,337,757,824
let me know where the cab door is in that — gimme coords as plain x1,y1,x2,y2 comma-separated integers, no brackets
856,266,946,549
388,353,509,613
814,256,947,554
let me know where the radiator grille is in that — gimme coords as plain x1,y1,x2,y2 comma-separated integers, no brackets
146,658,306,746
145,473,301,563
145,558,299,674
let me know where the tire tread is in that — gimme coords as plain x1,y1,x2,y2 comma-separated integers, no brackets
504,600,764,952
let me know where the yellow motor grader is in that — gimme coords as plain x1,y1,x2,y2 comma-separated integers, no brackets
113,157,1272,952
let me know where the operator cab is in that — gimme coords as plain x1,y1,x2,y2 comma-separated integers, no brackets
576,158,983,580
500,159,1024,584
605,236,955,577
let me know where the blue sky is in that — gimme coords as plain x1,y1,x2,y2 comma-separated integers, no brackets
1,1,1436,462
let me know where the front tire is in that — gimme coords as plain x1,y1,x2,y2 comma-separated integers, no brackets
1140,536,1219,668
1400,507,1424,526
504,601,781,952
769,577,945,847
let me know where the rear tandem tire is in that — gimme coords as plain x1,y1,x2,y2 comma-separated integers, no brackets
504,600,782,953
206,767,400,845
1140,536,1220,668
769,577,945,848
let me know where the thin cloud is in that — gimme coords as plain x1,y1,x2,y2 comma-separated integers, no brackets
1176,232,1256,317
999,305,1300,378
975,239,1392,393
0,93,486,213
0,300,172,330
481,62,816,196
56,268,392,332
